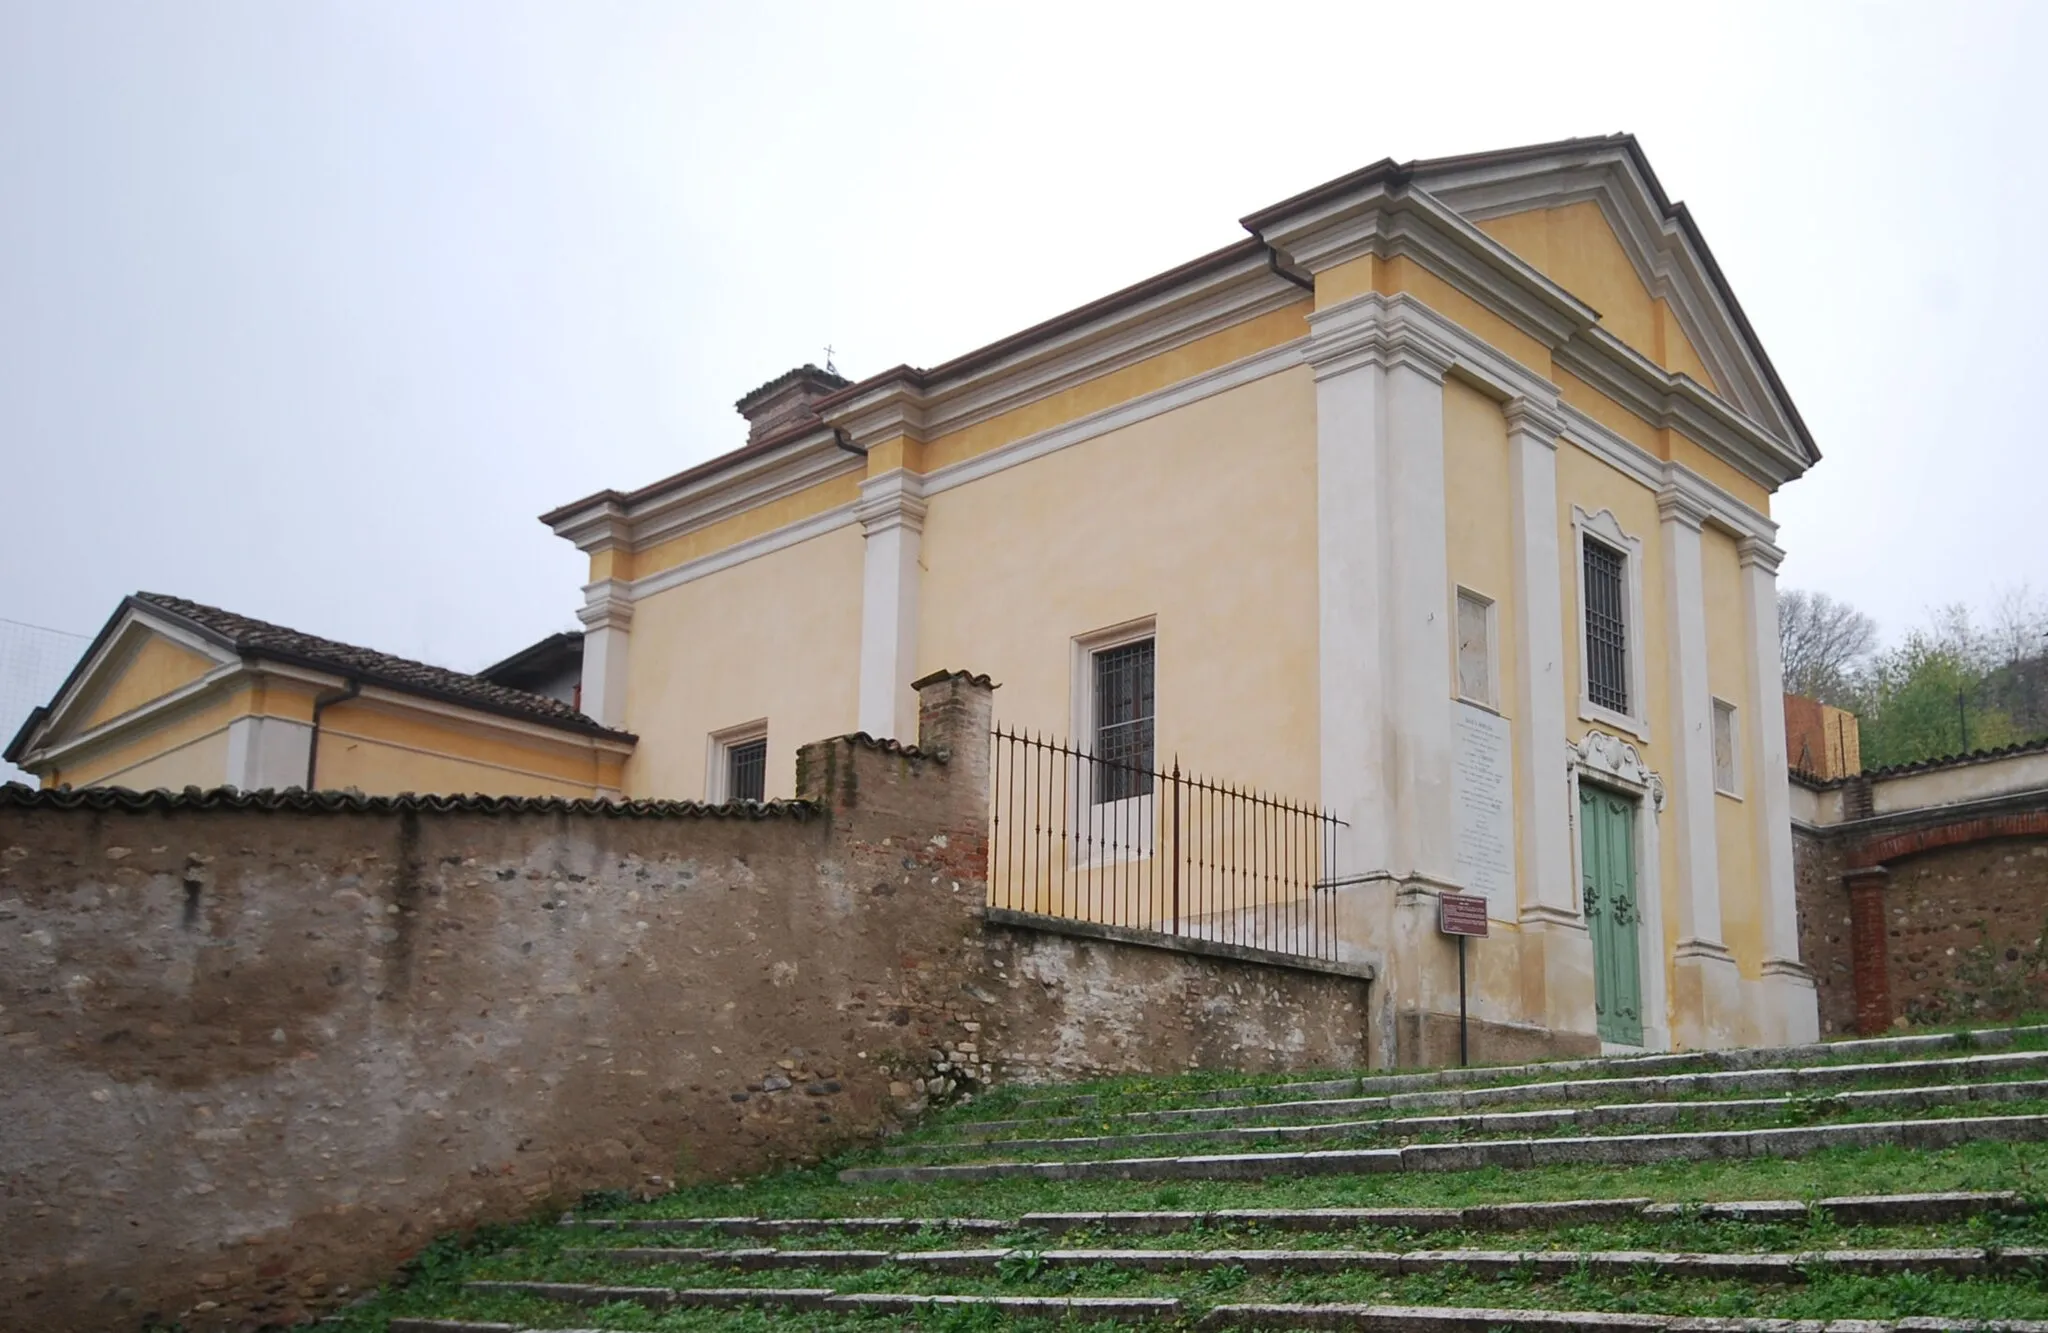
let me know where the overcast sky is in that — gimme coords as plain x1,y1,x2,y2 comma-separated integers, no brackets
3,1,2043,678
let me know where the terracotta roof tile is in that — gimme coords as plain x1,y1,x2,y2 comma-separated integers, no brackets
1,781,804,817
131,593,635,743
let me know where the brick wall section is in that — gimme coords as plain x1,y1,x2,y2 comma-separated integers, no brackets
1795,796,2048,1036
1,671,1370,1333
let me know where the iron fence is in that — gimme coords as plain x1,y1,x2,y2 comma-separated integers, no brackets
987,726,1346,963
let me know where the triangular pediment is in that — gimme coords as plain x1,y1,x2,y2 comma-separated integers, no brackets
1410,138,1813,462
10,601,239,760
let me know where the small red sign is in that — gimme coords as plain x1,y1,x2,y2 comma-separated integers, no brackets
1439,892,1490,937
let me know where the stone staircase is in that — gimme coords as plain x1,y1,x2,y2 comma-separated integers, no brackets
352,1027,2048,1331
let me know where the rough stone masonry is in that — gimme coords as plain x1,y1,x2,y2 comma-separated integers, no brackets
1,670,1371,1332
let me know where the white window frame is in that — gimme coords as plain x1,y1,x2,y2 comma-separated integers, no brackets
1711,696,1742,798
1071,616,1157,864
705,719,770,802
1573,506,1650,742
1453,585,1500,711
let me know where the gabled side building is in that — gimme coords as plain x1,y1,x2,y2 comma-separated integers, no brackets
4,594,630,798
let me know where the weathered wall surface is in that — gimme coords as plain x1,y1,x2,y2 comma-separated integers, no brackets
2,673,1371,1333
1792,823,1856,1035
1795,756,2048,1036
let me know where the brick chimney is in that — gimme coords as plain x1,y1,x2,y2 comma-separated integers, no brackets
735,364,852,446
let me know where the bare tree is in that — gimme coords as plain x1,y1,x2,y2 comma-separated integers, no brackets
1779,589,1878,705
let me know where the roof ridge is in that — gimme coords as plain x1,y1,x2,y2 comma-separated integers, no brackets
127,592,634,743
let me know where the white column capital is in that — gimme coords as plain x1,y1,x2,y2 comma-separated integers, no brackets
1737,534,1786,573
1656,484,1713,532
577,579,635,633
1503,395,1567,447
856,470,929,537
1303,293,1457,384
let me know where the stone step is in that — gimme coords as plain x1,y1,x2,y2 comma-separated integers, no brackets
560,1214,1010,1237
893,1079,2048,1160
1016,1191,2021,1235
993,1025,2048,1119
562,1242,2048,1280
455,1282,1176,1322
1195,1306,2048,1331
955,1050,2048,1139
574,1191,2017,1241
840,1113,2048,1183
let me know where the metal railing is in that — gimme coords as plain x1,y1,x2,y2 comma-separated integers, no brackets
987,726,1346,963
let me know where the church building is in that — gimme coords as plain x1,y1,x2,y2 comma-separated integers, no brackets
10,135,1821,1058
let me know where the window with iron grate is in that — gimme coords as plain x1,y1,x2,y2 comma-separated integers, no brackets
727,737,767,803
1092,638,1155,805
1583,538,1631,713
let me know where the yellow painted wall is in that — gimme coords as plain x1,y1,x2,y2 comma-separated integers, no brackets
625,471,862,586
620,523,865,800
313,698,617,797
80,635,219,730
1443,379,1525,911
920,365,1320,802
1476,202,1719,392
48,691,249,789
1703,524,1763,976
918,303,1310,476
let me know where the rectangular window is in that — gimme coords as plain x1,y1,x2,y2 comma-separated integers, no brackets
1091,638,1155,805
1583,538,1631,713
1712,698,1739,795
727,737,767,803
1456,589,1494,706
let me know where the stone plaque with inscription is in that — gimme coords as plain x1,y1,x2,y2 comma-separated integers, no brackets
1452,701,1516,916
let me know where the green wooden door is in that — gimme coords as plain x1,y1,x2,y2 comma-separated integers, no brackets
1581,785,1644,1046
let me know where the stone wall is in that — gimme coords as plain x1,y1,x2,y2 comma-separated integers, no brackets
1,672,1372,1333
1795,759,2048,1036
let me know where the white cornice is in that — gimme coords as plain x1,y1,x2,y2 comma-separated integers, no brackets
1560,404,1776,543
547,432,864,559
823,382,930,450
921,337,1306,499
1263,185,1596,351
627,500,859,602
1421,149,1794,446
904,251,1306,445
1552,330,1805,487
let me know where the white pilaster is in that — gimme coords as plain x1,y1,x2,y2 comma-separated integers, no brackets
856,469,928,741
1740,534,1819,1042
577,580,634,730
1307,302,1394,877
1659,485,1739,1045
224,714,314,791
1383,344,1458,885
1505,397,1574,923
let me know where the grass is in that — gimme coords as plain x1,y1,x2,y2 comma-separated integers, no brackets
289,1029,2048,1331
301,1141,2048,1331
